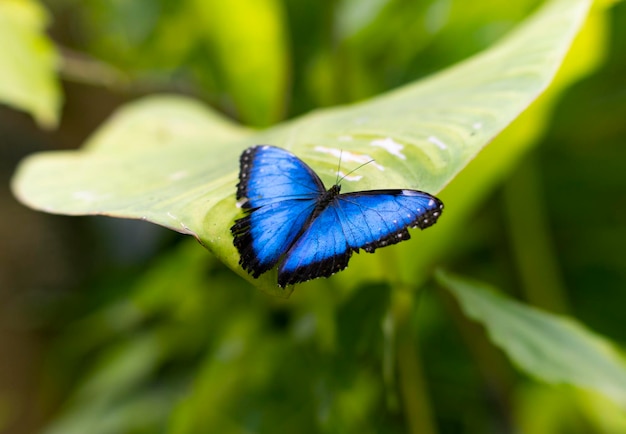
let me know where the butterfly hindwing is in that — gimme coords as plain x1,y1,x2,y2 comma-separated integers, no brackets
232,199,317,276
278,190,443,286
277,200,351,287
231,145,325,276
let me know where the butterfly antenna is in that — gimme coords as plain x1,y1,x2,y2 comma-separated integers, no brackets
335,149,343,185
337,158,376,185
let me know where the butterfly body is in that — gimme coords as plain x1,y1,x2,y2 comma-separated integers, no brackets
231,145,443,287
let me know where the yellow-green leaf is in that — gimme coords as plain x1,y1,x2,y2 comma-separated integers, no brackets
0,0,61,128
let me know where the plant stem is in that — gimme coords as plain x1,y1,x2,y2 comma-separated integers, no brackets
393,288,438,434
502,155,570,313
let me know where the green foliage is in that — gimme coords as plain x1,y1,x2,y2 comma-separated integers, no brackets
437,270,626,405
0,0,61,127
42,242,401,434
3,0,625,433
189,0,289,126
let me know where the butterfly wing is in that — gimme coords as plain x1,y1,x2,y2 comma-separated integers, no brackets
231,145,326,277
235,145,326,208
277,189,443,286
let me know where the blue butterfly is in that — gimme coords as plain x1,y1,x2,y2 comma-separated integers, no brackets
231,145,444,287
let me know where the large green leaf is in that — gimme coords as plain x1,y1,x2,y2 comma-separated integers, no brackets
0,0,61,127
12,0,590,293
437,270,626,408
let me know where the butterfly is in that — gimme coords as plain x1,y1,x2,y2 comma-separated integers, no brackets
231,145,444,287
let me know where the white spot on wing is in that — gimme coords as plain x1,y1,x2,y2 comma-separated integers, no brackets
370,137,406,160
428,135,448,150
473,122,483,130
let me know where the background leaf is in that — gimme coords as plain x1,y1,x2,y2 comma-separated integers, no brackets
437,270,626,407
190,0,289,127
0,0,61,128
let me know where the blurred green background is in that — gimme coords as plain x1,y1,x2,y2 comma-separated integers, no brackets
1,0,625,433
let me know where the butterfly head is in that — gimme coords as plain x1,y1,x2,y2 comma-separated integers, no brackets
319,184,341,208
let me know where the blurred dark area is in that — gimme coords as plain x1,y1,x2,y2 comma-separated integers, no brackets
0,88,179,433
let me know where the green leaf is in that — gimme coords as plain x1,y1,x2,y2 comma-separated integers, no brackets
191,0,289,127
436,270,626,408
0,0,61,128
12,0,590,293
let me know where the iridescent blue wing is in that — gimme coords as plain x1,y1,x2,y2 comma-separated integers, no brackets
236,145,325,208
231,145,326,277
277,190,443,287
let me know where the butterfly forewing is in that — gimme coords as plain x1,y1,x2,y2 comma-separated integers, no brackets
337,190,443,250
237,145,325,207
